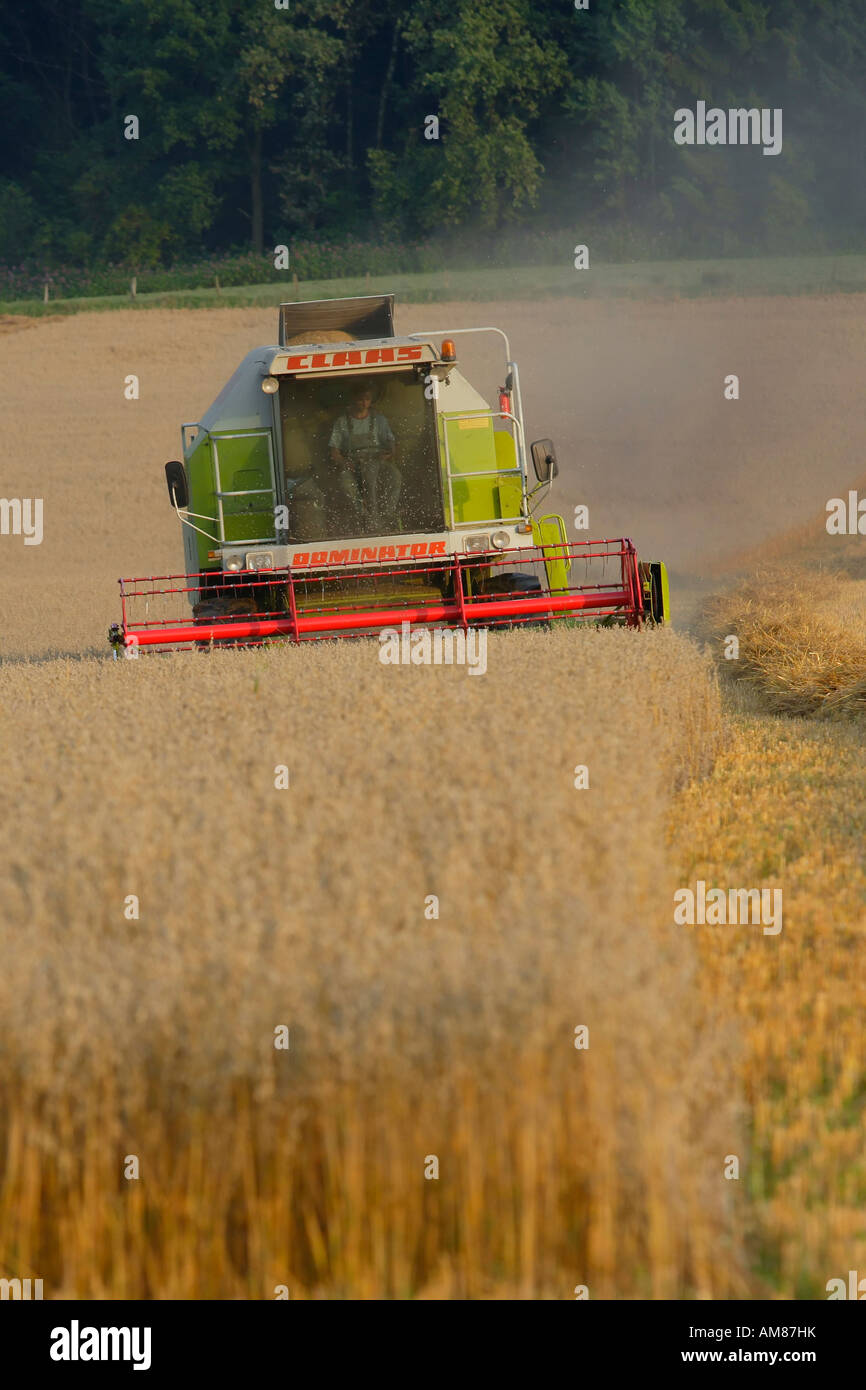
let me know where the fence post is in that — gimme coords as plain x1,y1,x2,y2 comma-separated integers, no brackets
130,276,137,299
43,283,49,303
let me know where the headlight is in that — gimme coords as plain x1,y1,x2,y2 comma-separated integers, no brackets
224,558,242,572
246,551,274,570
464,534,489,554
261,377,279,394
490,531,511,549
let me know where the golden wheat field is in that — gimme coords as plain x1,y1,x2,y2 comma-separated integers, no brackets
0,631,730,1299
1,297,866,1299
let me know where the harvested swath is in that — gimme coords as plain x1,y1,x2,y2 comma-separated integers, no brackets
701,569,866,716
670,712,866,1298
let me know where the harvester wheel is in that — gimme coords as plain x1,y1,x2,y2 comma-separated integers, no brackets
482,573,549,630
637,560,670,626
647,561,670,626
192,594,259,649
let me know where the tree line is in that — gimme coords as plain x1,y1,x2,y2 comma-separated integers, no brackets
1,0,864,270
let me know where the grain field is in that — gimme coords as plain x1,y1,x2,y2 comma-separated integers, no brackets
2,295,866,1299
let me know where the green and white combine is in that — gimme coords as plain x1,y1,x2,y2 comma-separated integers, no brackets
111,294,669,651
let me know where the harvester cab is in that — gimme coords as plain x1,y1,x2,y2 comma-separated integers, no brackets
110,294,670,652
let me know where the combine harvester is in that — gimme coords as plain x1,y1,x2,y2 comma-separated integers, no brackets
110,294,669,653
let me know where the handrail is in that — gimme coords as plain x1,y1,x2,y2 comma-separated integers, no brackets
406,324,512,361
211,429,278,546
439,409,526,527
539,512,573,573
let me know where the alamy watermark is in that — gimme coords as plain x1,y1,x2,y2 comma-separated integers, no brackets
826,491,866,534
1,1276,43,1299
378,620,487,676
674,880,782,935
0,497,43,545
827,1269,866,1299
50,1321,151,1370
674,102,782,156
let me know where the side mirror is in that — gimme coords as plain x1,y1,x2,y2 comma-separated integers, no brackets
530,438,558,483
165,460,189,510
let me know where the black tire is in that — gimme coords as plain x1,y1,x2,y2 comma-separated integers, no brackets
648,562,666,625
481,572,549,630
